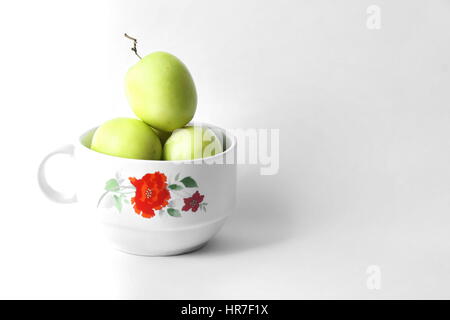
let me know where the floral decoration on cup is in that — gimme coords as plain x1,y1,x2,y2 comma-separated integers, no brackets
97,171,207,219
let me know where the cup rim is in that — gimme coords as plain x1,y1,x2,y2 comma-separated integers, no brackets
77,121,237,164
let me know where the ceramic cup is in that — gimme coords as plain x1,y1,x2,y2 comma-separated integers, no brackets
38,123,237,256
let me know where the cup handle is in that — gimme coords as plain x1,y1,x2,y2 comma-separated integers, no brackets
38,144,78,203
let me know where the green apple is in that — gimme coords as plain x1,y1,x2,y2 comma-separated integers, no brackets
91,117,162,160
152,127,172,145
125,51,197,132
163,126,223,160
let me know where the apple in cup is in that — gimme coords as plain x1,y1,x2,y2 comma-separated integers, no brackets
125,51,197,132
152,127,172,145
163,126,223,161
91,117,162,160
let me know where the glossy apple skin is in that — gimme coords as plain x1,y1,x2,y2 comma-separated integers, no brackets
163,126,223,161
125,52,197,132
91,118,162,160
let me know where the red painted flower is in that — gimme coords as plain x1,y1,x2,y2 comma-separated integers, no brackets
182,191,204,212
129,172,171,219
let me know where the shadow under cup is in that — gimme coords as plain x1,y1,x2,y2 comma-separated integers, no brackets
42,123,237,256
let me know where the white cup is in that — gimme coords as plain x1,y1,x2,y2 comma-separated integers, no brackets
38,123,237,256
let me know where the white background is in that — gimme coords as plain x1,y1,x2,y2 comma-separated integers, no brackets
0,0,449,299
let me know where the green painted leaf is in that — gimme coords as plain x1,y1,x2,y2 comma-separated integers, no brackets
200,203,207,212
167,208,181,217
175,173,180,181
113,195,122,212
105,179,120,191
180,177,198,188
169,184,183,190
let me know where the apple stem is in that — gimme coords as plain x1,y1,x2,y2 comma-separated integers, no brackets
124,33,142,59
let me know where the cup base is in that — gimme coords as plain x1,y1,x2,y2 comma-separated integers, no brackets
112,241,209,257
102,217,227,256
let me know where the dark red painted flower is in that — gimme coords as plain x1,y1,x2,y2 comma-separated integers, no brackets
129,172,171,219
182,191,204,212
